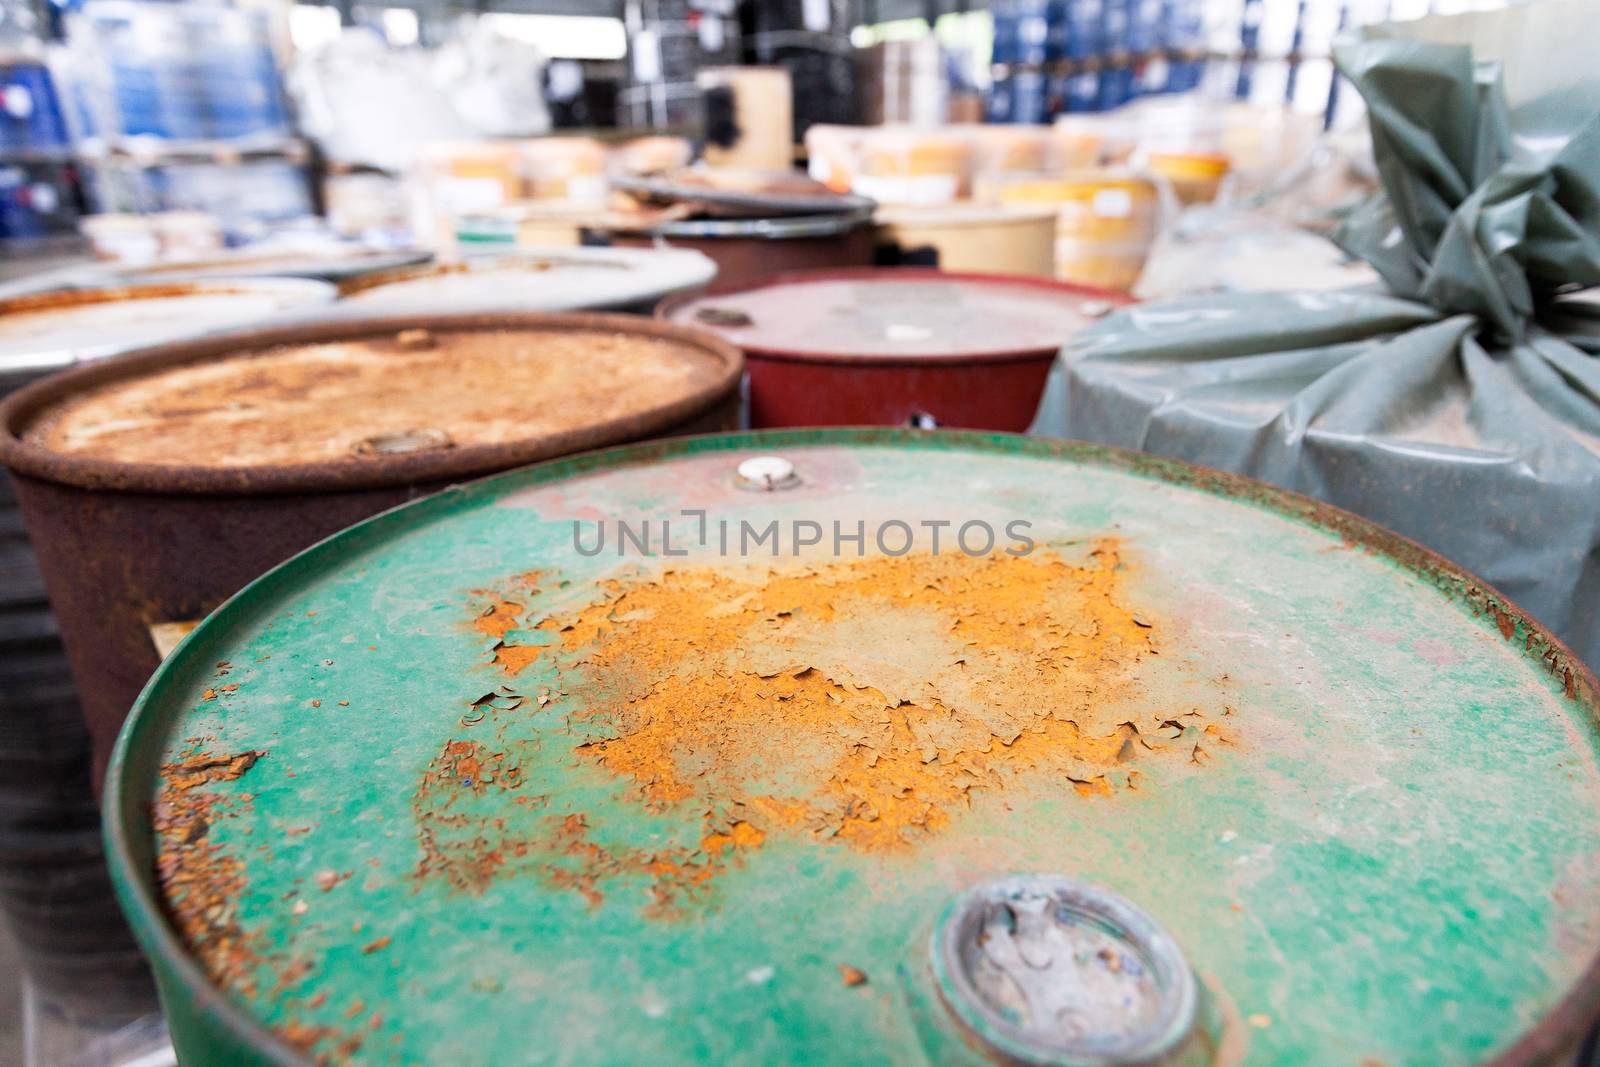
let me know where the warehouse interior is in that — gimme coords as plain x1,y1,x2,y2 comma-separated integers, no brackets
1,0,1599,1064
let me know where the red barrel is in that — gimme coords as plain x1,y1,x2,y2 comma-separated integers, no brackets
659,267,1130,430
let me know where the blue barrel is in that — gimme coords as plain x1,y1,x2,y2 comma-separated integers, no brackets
1045,0,1070,59
1102,0,1132,55
986,73,1015,123
1064,0,1105,59
0,61,70,153
1014,0,1052,65
0,162,80,240
1064,68,1100,111
1128,0,1163,54
990,0,1022,64
1010,67,1051,123
1097,63,1136,109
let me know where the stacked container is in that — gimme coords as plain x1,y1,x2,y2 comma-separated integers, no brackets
1,55,71,154
988,0,1210,120
0,278,330,1020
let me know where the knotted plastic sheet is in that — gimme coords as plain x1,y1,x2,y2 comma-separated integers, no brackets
1058,39,1600,668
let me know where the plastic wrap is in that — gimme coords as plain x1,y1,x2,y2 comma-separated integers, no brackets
1056,38,1600,669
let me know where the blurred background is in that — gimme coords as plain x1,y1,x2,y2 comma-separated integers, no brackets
0,0,1539,283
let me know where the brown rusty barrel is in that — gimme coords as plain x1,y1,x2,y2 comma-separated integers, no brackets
0,312,742,791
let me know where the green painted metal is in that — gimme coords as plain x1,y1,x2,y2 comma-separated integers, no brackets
105,429,1600,1067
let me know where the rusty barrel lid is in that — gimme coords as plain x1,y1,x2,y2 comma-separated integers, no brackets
0,312,742,495
331,247,718,314
105,430,1600,1066
659,268,1130,365
0,279,337,376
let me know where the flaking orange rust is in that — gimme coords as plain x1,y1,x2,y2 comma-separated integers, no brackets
412,734,757,913
158,748,376,1065
154,749,268,996
554,543,1163,857
470,572,546,673
445,541,1234,909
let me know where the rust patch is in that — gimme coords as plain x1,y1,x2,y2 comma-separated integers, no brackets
412,738,532,893
412,733,759,913
278,1020,362,1062
470,574,546,674
157,747,377,1065
423,541,1235,909
25,326,727,468
556,542,1210,855
1494,605,1517,641
474,596,525,640
535,811,737,915
154,749,268,995
492,644,543,675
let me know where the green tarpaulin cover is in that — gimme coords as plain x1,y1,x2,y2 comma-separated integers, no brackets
1059,39,1600,670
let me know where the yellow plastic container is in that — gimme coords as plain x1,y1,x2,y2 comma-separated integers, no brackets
426,142,524,211
992,170,1160,292
968,125,1054,177
996,172,1159,242
1053,237,1151,292
875,203,1058,277
520,137,609,203
612,136,695,177
853,129,973,205
803,124,860,194
1051,116,1107,170
1147,151,1232,205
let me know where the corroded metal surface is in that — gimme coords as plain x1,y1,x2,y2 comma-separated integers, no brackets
106,430,1600,1066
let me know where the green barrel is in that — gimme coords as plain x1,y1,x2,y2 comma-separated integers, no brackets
105,430,1600,1066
